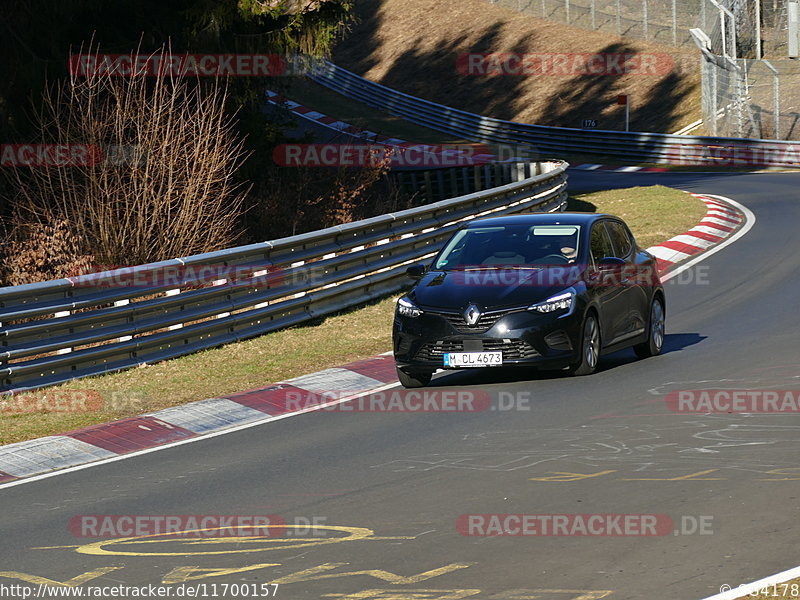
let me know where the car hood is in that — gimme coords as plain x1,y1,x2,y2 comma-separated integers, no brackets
409,267,584,311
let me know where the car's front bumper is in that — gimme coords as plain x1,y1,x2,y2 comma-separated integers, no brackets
393,306,584,372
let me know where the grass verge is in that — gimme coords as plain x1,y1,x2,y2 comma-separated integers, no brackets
0,186,706,445
568,185,708,249
735,577,800,599
285,78,465,145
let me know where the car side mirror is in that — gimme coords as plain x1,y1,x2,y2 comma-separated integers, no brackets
406,264,426,279
597,256,625,270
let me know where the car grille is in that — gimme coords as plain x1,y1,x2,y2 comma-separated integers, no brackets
426,309,515,333
415,339,539,362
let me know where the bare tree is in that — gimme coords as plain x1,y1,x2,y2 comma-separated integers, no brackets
3,43,249,273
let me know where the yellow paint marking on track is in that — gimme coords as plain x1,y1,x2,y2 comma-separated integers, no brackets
620,469,723,481
529,471,617,482
267,563,475,585
758,468,800,481
486,590,614,600
0,567,122,586
321,588,482,599
163,562,281,584
34,525,414,557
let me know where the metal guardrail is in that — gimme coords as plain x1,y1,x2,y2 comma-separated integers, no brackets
309,60,800,167
391,161,546,203
0,161,568,393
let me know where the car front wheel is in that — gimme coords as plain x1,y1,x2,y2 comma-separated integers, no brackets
570,312,600,376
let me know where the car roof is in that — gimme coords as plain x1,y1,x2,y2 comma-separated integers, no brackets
464,212,616,228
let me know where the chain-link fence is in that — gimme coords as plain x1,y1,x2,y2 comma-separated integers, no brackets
489,0,800,139
491,0,707,46
701,55,800,138
491,0,792,58
695,0,800,138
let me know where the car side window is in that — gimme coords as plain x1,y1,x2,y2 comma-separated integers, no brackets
589,222,614,266
606,221,633,259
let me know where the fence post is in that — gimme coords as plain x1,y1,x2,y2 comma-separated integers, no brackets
672,0,677,44
616,0,621,34
643,0,648,39
566,0,570,23
591,0,596,29
710,62,718,136
774,67,780,139
763,59,780,138
700,0,706,33
755,0,762,59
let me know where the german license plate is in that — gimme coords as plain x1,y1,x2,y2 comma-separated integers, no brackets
444,351,503,367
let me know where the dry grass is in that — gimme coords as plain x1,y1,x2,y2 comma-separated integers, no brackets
0,187,707,445
568,185,708,249
735,577,800,599
287,77,467,144
0,297,397,445
330,0,702,133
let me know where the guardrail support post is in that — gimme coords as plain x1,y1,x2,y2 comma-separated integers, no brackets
423,171,433,203
164,291,183,331
436,170,446,202
54,310,73,353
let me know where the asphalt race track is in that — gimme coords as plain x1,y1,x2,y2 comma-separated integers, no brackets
1,171,799,600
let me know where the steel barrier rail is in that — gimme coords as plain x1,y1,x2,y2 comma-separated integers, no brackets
0,161,568,393
309,60,800,167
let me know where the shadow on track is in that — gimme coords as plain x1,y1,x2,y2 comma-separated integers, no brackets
427,332,705,387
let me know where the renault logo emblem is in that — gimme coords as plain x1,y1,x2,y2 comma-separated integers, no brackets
463,304,482,326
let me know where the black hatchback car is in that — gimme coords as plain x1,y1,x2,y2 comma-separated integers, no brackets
393,213,665,387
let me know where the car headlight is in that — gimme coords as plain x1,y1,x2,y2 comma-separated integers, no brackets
397,296,423,318
527,287,575,315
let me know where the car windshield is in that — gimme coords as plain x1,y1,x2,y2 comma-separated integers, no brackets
433,224,582,270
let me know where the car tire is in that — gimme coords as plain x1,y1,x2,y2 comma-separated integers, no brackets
396,367,432,388
570,312,600,376
634,295,665,359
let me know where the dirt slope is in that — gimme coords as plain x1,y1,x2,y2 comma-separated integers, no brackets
332,0,702,133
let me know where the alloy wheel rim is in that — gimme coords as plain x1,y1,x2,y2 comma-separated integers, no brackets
584,317,599,368
652,300,665,350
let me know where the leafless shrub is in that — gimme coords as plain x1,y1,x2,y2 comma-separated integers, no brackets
0,212,94,286
2,43,249,275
